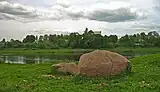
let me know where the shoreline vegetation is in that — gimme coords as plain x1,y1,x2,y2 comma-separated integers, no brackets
0,54,160,92
0,28,160,51
0,47,160,56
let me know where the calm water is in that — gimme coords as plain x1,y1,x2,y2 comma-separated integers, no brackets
0,52,148,64
0,54,80,64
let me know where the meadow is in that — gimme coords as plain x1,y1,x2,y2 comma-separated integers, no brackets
0,53,160,92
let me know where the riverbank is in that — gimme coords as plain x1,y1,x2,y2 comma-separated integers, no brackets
0,47,160,56
0,54,160,92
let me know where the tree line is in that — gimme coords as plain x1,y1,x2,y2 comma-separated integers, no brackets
0,28,160,49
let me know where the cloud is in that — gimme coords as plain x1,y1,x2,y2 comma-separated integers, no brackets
48,2,146,22
84,1,147,22
85,8,138,22
0,1,38,19
0,13,16,20
154,5,160,13
56,0,71,8
132,23,160,31
0,1,147,23
31,29,70,35
0,0,158,40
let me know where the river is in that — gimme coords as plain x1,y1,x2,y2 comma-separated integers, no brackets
0,52,150,64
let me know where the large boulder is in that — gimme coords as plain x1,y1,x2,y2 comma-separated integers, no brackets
78,50,131,77
52,50,131,77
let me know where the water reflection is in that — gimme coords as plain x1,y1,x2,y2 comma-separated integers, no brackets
0,52,150,64
0,54,80,64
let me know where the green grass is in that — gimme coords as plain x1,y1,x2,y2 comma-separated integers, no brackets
111,47,160,53
0,48,93,56
0,54,160,92
0,47,160,56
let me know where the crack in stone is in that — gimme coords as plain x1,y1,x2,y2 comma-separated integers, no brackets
105,53,113,75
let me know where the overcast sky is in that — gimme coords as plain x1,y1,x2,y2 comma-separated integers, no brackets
0,0,160,40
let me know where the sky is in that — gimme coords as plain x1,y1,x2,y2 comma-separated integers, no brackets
0,0,160,40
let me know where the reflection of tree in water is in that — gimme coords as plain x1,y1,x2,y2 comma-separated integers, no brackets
6,56,21,63
51,54,80,61
0,52,141,64
23,56,37,64
0,52,86,64
23,56,53,64
0,56,5,63
7,56,16,62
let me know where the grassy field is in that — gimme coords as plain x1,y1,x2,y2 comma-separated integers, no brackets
0,54,160,92
0,47,160,56
0,48,93,56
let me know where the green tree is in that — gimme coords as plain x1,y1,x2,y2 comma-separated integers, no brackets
49,34,57,43
68,32,81,48
108,35,118,48
58,38,69,48
23,35,36,43
0,39,6,48
1,39,6,43
119,34,132,47
154,37,160,47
